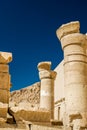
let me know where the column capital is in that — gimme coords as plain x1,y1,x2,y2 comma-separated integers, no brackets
37,61,51,71
39,70,57,80
56,21,80,40
0,52,12,64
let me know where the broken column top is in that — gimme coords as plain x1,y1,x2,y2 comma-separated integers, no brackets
37,61,51,71
56,21,80,40
0,52,12,64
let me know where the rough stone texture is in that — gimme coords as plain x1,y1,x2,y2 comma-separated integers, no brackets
0,64,9,73
0,52,12,64
61,33,86,50
0,52,12,122
37,61,51,71
9,108,51,123
0,73,10,90
0,90,10,103
10,82,40,108
0,103,8,122
56,21,80,40
31,124,63,130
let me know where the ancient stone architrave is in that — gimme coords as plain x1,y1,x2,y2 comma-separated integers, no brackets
56,21,87,130
0,52,12,122
38,62,57,119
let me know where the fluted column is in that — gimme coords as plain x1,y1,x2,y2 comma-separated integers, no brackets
56,21,87,129
37,62,57,119
0,52,12,122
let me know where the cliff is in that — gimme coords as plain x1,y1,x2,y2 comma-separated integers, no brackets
9,82,40,109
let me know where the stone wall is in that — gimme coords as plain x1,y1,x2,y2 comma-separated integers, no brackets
54,60,64,102
31,124,63,130
10,109,51,123
54,60,65,121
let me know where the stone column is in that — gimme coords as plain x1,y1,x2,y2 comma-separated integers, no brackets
56,21,87,129
37,62,57,119
0,52,12,122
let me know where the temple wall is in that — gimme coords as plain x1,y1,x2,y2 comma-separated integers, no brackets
54,60,64,102
54,60,65,121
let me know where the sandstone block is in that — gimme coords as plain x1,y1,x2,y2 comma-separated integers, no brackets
64,55,87,65
0,73,10,90
38,61,51,71
64,62,87,72
61,33,86,49
50,119,63,126
56,21,80,40
0,64,9,73
0,52,12,64
39,70,57,79
0,102,8,121
0,90,10,103
9,107,51,123
64,44,86,56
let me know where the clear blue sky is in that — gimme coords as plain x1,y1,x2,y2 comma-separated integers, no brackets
0,0,87,91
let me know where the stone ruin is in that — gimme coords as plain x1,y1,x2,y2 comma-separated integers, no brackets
0,21,87,130
0,52,12,122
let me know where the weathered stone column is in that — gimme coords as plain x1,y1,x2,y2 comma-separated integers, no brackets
0,52,12,122
37,62,57,119
56,21,87,129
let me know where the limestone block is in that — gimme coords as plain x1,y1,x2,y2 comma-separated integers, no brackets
64,55,87,64
61,33,86,49
65,71,87,84
69,112,82,122
39,70,57,79
9,107,51,123
64,62,87,72
56,21,80,40
0,52,12,64
0,102,8,121
38,61,51,71
0,64,9,73
0,90,10,103
64,44,86,56
0,73,10,90
65,84,87,112
39,70,52,79
50,119,63,126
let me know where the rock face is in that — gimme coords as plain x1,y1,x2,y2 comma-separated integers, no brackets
9,82,40,109
9,82,51,123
